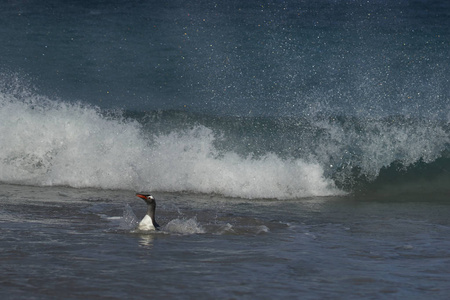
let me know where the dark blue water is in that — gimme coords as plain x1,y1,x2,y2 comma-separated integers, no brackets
1,0,448,115
1,0,449,298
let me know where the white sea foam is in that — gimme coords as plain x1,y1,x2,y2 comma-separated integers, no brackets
0,89,343,199
144,126,343,198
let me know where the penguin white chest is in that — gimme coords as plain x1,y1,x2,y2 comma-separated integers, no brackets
138,215,156,231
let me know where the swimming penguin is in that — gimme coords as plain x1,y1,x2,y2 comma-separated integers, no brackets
136,193,160,231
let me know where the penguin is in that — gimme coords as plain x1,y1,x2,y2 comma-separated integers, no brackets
135,193,160,231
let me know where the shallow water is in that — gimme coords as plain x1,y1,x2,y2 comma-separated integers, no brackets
1,183,449,299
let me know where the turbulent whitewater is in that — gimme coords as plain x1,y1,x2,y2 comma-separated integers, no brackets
1,83,448,199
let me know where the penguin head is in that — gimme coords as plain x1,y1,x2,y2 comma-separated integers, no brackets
136,193,155,205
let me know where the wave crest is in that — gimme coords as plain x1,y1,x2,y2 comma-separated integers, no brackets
0,91,341,199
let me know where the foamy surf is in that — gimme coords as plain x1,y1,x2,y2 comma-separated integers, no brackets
0,89,343,199
1,78,448,199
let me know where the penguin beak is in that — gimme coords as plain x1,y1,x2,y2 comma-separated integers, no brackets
136,194,147,200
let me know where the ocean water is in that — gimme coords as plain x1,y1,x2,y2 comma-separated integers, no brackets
1,0,449,299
